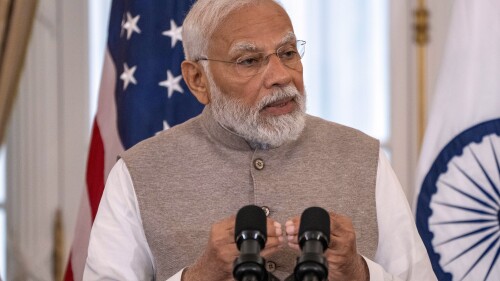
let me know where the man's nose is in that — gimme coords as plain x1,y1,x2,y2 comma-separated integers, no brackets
261,54,293,88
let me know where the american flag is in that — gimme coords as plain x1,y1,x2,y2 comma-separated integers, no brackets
64,0,202,280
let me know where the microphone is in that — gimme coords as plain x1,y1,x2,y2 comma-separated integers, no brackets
233,205,268,281
294,207,330,281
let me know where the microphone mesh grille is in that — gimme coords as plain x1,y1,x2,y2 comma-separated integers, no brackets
235,205,267,239
298,207,330,237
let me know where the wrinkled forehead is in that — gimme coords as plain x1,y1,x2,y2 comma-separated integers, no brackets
229,32,297,54
209,0,296,55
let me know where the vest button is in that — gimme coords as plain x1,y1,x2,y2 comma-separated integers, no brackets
254,158,265,170
261,206,270,217
265,261,277,272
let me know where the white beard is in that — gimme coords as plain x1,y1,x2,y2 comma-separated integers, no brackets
206,71,306,148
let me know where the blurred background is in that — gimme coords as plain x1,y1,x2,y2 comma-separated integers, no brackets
0,0,456,280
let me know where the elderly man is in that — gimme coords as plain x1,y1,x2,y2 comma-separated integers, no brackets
84,0,437,280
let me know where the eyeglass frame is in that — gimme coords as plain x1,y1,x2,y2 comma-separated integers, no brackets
194,40,306,77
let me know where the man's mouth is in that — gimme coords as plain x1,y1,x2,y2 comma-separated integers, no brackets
261,97,296,115
264,97,294,109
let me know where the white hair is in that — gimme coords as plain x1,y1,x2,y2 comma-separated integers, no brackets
182,0,282,60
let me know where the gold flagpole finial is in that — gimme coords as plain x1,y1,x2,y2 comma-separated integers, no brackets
414,4,430,46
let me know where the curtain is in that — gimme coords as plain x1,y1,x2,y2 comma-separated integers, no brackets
0,0,38,143
281,0,389,143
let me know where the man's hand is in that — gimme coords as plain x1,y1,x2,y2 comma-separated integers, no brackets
285,212,369,281
182,215,283,281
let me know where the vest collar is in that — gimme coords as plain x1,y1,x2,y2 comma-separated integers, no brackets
199,107,255,151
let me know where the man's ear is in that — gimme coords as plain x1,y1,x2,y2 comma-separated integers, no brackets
181,60,210,105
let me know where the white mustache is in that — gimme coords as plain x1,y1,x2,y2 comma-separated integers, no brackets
257,85,301,111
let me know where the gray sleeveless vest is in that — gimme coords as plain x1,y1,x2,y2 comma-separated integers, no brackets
121,108,379,280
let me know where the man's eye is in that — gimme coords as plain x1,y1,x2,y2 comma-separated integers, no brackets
236,56,261,67
279,49,298,60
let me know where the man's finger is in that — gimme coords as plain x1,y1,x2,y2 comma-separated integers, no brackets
266,219,282,237
329,212,354,238
261,236,283,257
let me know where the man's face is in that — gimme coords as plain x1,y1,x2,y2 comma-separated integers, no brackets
205,1,306,147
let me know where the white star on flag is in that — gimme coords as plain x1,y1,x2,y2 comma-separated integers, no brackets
120,63,137,90
162,19,182,48
163,120,170,130
122,12,141,40
159,70,184,98
120,18,125,37
156,120,171,135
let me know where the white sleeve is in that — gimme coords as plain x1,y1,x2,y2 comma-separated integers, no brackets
364,149,437,281
84,159,155,280
166,270,184,281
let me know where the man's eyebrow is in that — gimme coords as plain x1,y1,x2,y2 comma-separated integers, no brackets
229,42,258,54
280,32,297,45
228,32,297,54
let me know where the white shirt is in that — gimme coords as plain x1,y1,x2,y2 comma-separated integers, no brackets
84,149,437,281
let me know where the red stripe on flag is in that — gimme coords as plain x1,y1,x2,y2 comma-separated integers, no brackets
86,120,105,221
63,256,74,281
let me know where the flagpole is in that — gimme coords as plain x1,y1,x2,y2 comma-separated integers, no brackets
54,209,64,281
414,0,429,151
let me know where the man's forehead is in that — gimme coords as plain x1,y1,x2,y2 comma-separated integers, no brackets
207,0,295,55
229,32,297,53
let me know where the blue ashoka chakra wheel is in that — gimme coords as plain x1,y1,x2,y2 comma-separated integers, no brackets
416,118,500,281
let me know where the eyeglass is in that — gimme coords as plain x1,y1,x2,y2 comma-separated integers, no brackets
196,40,306,77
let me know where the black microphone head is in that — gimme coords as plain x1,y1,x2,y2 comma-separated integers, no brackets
235,205,267,249
298,207,331,249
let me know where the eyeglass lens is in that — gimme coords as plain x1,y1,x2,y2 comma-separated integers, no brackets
235,40,306,77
